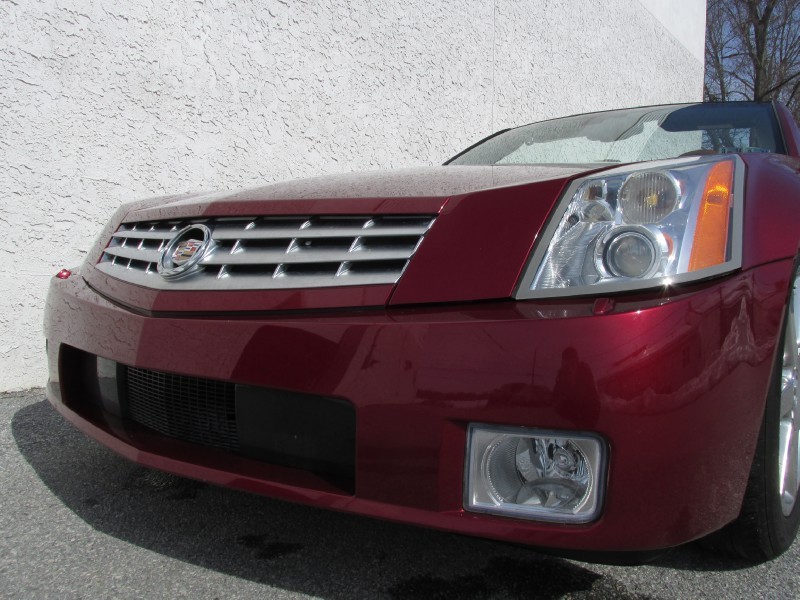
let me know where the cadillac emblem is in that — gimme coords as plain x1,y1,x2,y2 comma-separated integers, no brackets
157,224,214,280
172,239,204,265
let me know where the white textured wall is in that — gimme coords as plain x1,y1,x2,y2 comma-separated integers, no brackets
639,0,707,62
0,0,705,392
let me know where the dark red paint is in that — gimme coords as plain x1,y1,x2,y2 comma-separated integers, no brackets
741,153,800,268
390,178,568,305
775,102,800,157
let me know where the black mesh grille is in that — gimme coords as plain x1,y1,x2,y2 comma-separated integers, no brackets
125,367,239,451
57,347,356,492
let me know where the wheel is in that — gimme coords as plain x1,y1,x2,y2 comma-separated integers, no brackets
703,270,800,562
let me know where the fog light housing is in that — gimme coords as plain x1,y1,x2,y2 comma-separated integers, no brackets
465,425,605,523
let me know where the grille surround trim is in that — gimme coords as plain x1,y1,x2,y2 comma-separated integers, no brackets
96,214,436,290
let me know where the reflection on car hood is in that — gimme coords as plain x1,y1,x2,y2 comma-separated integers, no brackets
124,165,595,219
212,165,592,199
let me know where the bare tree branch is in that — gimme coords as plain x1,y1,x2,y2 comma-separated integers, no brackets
705,0,800,120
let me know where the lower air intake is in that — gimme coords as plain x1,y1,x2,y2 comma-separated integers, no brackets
126,366,239,452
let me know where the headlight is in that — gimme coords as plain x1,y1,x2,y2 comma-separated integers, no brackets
516,156,743,298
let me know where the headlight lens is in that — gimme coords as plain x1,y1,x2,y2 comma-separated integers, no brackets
618,171,680,224
517,156,742,298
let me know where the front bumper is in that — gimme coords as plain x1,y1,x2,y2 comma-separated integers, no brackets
44,261,790,552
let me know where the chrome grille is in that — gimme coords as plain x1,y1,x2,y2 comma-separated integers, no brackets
96,215,436,290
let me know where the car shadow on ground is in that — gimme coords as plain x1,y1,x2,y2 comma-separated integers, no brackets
11,398,747,599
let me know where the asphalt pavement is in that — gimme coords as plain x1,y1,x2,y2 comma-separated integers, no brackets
2,388,799,599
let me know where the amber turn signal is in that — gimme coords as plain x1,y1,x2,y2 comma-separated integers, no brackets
689,159,734,271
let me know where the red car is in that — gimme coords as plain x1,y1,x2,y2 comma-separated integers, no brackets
45,102,800,563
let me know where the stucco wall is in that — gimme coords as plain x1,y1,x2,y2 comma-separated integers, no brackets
0,0,705,392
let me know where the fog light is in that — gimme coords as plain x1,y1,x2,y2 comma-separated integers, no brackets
466,425,605,523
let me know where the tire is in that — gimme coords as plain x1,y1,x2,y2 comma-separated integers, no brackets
703,271,800,562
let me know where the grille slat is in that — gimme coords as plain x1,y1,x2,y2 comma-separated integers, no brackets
97,214,436,291
111,229,176,241
211,222,435,240
103,245,163,264
199,247,416,266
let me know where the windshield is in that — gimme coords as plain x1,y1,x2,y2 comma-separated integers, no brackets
448,102,785,165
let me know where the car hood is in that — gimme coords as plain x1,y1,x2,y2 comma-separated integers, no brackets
86,165,599,313
122,165,592,221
